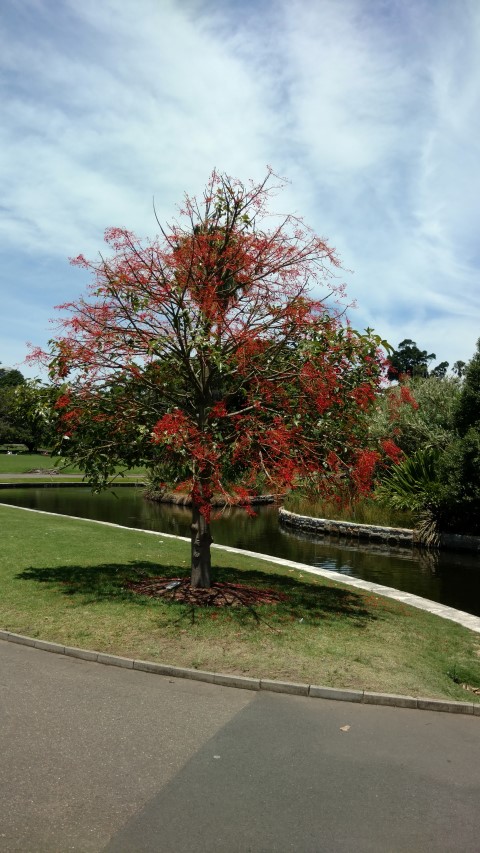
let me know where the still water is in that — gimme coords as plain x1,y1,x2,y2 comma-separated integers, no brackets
2,486,480,616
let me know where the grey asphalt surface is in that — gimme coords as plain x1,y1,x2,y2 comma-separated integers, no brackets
1,641,479,852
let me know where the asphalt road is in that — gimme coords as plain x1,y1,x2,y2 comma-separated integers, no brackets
1,640,479,852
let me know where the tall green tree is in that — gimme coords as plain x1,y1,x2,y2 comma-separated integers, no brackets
437,338,480,534
379,339,480,538
0,367,25,388
368,375,460,458
454,339,480,435
452,360,466,378
430,361,449,379
387,339,436,381
9,380,58,452
0,366,26,447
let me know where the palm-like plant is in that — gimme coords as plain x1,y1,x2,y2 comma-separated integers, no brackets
376,447,441,547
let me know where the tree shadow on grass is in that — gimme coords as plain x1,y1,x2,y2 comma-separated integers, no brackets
16,561,181,603
213,565,377,625
16,561,377,625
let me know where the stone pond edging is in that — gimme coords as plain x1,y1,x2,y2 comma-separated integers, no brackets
278,507,480,553
278,506,414,546
145,491,277,507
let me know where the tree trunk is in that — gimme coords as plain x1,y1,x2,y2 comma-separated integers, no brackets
190,503,213,588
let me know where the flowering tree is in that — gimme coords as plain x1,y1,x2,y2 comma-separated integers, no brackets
31,170,388,588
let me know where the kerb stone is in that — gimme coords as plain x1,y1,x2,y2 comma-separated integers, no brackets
309,685,363,703
64,646,99,662
363,692,417,709
214,673,260,690
417,697,473,714
260,679,309,696
96,653,134,669
34,639,65,654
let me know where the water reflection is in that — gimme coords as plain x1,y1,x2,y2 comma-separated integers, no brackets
1,486,479,616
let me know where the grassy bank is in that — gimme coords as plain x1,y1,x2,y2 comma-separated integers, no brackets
1,505,479,701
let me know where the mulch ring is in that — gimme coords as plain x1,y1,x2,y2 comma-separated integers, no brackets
125,576,287,608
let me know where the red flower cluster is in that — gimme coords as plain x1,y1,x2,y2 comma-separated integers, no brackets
209,401,228,419
352,449,380,495
351,382,376,410
381,438,404,464
152,410,191,444
400,385,419,409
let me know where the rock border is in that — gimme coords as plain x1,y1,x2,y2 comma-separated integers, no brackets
278,507,480,552
144,489,278,507
279,506,414,545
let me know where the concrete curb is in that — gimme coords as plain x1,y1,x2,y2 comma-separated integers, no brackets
1,630,478,716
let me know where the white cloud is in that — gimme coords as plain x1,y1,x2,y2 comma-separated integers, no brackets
1,0,479,374
280,0,414,178
0,0,278,258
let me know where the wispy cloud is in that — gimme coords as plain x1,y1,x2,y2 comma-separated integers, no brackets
1,0,479,373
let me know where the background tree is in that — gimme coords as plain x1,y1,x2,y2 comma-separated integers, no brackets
453,339,480,436
378,339,480,538
436,337,480,534
0,366,57,453
0,367,25,388
0,390,19,447
387,339,436,381
452,360,466,378
367,375,461,458
31,170,388,588
0,366,26,448
9,380,58,452
429,361,449,379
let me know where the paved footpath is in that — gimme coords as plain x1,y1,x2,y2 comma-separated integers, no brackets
1,641,479,852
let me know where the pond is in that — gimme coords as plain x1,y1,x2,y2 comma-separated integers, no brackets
1,485,480,616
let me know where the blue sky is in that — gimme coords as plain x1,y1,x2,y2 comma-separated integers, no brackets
2,0,479,377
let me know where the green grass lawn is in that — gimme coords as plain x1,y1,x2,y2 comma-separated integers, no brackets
0,453,145,481
0,452,81,473
1,504,479,701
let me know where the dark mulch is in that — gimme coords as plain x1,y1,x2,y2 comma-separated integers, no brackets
125,576,287,608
